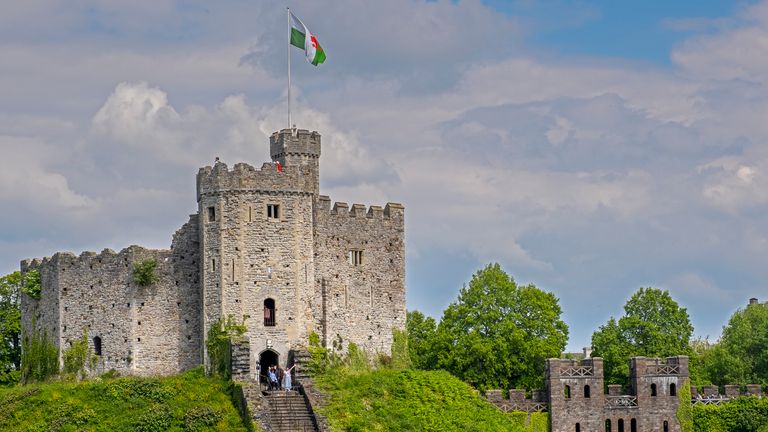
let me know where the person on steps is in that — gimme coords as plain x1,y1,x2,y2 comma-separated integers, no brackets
283,365,295,391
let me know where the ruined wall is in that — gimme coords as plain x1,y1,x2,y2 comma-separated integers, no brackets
19,217,201,376
547,356,687,432
197,157,317,370
313,197,406,355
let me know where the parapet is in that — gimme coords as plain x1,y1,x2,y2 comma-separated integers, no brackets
270,129,321,160
316,196,404,221
486,389,548,413
196,160,316,199
22,245,170,275
691,383,764,403
630,356,689,378
546,357,603,379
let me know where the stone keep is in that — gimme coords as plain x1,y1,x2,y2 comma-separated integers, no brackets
20,128,406,376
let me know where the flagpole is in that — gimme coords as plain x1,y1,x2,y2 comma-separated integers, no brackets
287,7,292,130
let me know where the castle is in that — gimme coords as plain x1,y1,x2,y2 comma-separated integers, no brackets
20,128,406,376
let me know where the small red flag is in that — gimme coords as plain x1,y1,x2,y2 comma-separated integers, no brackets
276,162,282,172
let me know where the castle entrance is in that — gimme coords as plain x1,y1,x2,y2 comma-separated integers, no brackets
258,349,279,383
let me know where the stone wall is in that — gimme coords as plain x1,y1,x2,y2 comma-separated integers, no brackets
313,197,406,355
20,217,201,376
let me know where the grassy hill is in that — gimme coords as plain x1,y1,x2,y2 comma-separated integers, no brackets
0,367,253,432
313,368,548,432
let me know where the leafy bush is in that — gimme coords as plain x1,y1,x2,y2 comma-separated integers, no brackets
134,404,172,432
692,396,768,431
62,330,97,380
307,331,341,376
390,328,412,370
345,342,371,374
21,270,41,299
20,322,58,384
206,315,247,378
677,379,693,432
184,406,221,431
132,258,159,287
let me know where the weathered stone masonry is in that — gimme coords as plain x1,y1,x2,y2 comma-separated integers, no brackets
21,128,406,377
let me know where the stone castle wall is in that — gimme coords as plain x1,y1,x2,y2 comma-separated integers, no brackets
313,197,406,354
20,217,202,376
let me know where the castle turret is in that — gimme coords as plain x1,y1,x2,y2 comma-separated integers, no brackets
270,129,321,196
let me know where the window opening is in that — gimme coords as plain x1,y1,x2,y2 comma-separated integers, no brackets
618,419,624,432
564,385,571,399
207,206,216,222
651,383,657,396
264,298,276,326
93,336,102,356
267,204,280,219
344,285,349,308
663,421,669,432
232,259,235,280
605,420,612,432
630,419,636,432
248,206,252,222
584,385,591,398
349,250,363,266
575,424,580,432
670,383,676,396
212,258,216,272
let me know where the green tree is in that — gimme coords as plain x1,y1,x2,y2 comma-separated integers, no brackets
435,263,568,390
710,301,768,385
591,287,694,384
405,310,438,370
0,271,22,385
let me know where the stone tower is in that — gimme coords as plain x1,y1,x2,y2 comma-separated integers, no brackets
197,129,321,368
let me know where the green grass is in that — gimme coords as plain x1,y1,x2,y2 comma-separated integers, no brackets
0,367,255,432
314,368,548,432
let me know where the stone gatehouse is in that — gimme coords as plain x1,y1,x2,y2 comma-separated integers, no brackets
20,128,406,377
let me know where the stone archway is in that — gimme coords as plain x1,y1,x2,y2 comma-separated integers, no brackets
258,349,279,383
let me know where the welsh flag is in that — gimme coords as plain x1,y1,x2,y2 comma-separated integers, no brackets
289,11,326,66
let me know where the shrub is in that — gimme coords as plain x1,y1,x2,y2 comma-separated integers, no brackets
20,322,59,384
184,406,221,431
62,330,97,380
345,342,371,374
390,328,412,370
132,258,159,287
134,404,172,432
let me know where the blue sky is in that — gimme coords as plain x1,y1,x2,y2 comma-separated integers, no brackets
2,0,768,352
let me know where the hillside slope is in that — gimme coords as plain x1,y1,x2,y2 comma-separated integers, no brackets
314,368,547,432
0,368,253,432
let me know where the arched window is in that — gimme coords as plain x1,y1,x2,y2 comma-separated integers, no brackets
630,419,637,432
663,420,669,432
93,336,102,356
576,423,580,432
605,419,612,432
264,298,276,326
651,383,657,396
584,385,591,398
670,383,677,396
564,385,571,399
618,419,624,432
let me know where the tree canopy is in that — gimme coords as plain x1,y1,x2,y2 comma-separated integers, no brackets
431,263,568,390
0,271,22,385
591,287,693,384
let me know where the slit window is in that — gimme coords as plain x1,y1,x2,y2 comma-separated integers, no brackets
564,385,571,399
670,383,676,397
584,385,591,398
93,336,102,356
651,383,657,396
267,204,280,219
663,421,669,432
264,298,276,326
605,420,612,432
630,419,636,432
618,419,624,432
207,206,216,222
349,250,363,266
576,424,580,432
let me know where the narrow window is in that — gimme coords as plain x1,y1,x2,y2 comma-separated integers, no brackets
605,419,612,432
248,206,252,222
575,424,580,432
564,385,571,399
630,419,636,432
618,419,624,432
212,258,216,272
344,285,349,308
267,204,280,219
663,421,669,432
651,383,657,396
232,259,235,280
207,206,216,222
584,385,591,398
264,298,276,326
369,286,373,307
349,250,363,266
93,336,102,356
670,383,676,396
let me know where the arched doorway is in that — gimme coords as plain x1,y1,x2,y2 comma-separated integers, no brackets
258,349,279,384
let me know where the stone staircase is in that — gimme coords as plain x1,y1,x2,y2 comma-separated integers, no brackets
264,389,319,432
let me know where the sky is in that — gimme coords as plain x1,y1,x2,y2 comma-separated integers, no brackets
1,0,767,351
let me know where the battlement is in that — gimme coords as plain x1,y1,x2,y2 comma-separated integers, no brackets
196,160,316,199
486,389,548,413
546,357,603,379
630,356,689,378
22,245,169,274
316,195,404,221
270,128,321,160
